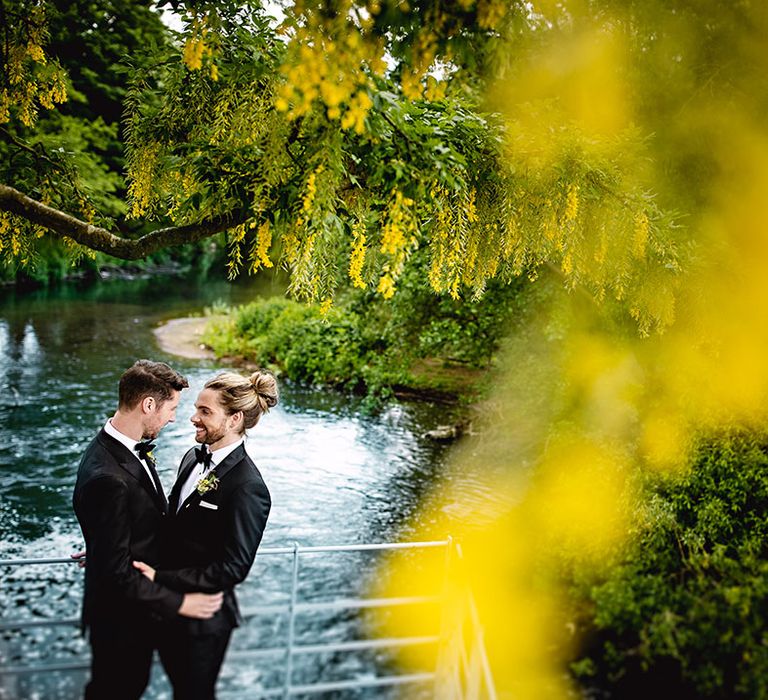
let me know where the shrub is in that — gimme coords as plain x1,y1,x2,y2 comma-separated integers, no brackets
570,430,768,699
202,251,527,402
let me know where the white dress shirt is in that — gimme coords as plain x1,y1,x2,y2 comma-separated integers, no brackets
104,419,159,491
177,438,244,511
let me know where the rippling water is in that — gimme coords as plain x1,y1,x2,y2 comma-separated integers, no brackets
0,273,458,699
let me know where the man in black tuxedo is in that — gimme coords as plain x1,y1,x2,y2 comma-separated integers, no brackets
133,369,277,700
73,360,224,700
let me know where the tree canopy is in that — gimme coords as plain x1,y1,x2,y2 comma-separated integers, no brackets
0,0,726,333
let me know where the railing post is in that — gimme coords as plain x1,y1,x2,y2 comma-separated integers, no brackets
433,536,457,698
283,541,300,700
467,590,497,700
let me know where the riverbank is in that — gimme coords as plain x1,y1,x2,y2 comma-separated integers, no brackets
153,316,218,359
154,313,485,438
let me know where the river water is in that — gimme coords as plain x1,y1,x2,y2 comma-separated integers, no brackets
0,272,458,699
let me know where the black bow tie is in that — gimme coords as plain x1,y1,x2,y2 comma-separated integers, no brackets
195,446,213,469
134,441,156,462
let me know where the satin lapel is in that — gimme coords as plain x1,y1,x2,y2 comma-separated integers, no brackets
212,443,246,482
176,444,246,516
170,449,198,514
97,430,167,512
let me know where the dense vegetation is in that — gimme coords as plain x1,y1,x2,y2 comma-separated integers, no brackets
1,0,698,335
0,0,228,285
570,430,768,698
203,251,526,403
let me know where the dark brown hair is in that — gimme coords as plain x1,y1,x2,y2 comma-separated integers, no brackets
118,360,189,410
204,369,278,432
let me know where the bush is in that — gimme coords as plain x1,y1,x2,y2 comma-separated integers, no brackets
201,255,527,403
203,296,403,395
570,430,768,699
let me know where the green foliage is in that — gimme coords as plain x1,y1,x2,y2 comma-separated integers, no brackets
2,0,691,333
0,0,192,281
203,297,400,395
203,252,524,402
570,430,768,698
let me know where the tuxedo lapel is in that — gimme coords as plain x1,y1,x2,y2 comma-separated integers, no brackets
212,443,246,482
170,449,199,513
174,444,247,516
97,430,167,513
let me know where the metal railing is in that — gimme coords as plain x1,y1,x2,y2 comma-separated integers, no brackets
433,543,497,700
1,539,497,698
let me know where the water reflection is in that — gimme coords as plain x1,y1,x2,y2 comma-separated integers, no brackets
0,274,451,699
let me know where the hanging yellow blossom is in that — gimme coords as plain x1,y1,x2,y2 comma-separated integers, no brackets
377,272,396,299
182,11,217,73
633,211,649,259
348,221,367,289
249,220,274,273
275,12,384,131
282,227,300,266
319,297,333,317
26,42,45,63
562,251,573,276
564,184,580,222
302,165,324,214
380,189,416,256
127,142,161,218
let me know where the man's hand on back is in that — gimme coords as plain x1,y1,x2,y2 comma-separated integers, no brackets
178,592,224,619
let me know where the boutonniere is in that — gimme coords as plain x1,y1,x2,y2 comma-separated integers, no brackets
197,471,219,496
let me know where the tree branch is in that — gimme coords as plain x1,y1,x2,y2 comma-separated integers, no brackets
0,184,247,260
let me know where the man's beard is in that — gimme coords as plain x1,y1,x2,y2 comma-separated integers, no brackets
197,422,227,445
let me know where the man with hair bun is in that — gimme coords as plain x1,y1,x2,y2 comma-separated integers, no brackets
133,369,277,700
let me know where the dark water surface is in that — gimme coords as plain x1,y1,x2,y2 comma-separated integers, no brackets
0,273,455,699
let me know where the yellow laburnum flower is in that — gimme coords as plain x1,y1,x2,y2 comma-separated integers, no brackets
381,189,416,255
377,273,396,299
464,188,478,224
320,80,345,107
250,221,273,272
424,76,447,102
127,142,160,218
564,184,580,222
282,229,300,265
319,298,333,317
26,42,46,63
633,211,649,259
8,47,24,85
348,222,367,289
0,89,10,123
183,38,205,71
562,251,573,276
302,165,324,214
50,71,67,103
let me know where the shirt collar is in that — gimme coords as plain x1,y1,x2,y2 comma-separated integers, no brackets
104,418,140,455
206,438,244,468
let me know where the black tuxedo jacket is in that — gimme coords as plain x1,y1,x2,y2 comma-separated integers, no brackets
156,442,271,635
72,429,183,631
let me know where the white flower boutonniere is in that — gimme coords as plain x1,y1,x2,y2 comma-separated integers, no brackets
197,471,219,496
